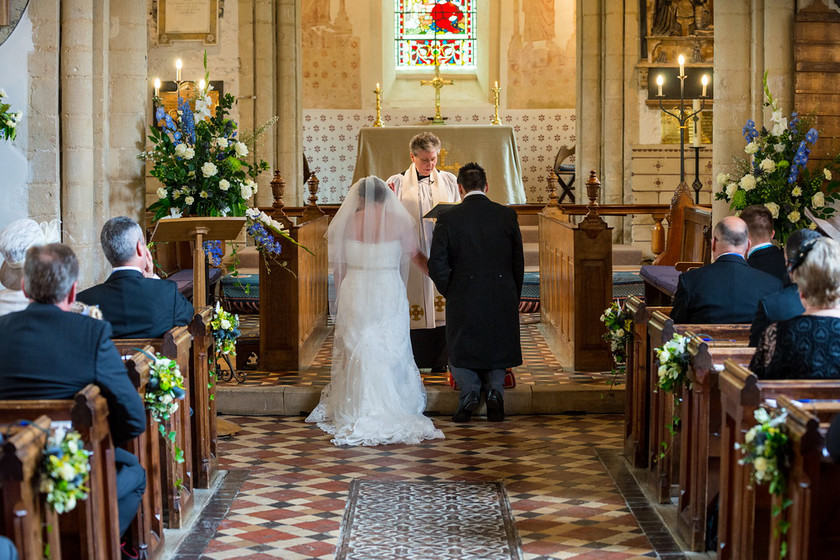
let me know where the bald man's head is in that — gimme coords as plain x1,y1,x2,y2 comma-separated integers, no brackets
712,216,750,259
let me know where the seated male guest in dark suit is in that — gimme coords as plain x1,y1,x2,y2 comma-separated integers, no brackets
670,216,783,324
78,216,193,338
749,228,821,346
0,243,147,538
429,162,524,423
741,204,789,284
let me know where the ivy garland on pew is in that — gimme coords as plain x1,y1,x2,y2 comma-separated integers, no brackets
736,406,793,558
39,428,91,514
600,300,633,387
653,333,692,459
144,353,187,466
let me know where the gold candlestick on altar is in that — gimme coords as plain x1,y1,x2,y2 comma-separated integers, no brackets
421,56,453,125
373,83,383,127
491,80,502,125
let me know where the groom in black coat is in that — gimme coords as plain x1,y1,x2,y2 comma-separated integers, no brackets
429,162,524,422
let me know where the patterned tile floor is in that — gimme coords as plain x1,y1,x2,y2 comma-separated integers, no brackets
174,414,661,560
221,314,623,389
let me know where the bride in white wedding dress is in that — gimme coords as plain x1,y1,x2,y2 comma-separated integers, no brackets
306,176,444,446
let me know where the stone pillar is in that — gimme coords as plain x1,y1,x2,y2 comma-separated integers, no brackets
601,1,624,207
60,0,101,287
712,0,753,220
107,0,148,226
275,0,303,206
575,0,602,191
26,0,61,224
763,0,795,117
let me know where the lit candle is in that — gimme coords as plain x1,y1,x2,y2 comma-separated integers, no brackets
693,99,701,147
175,59,183,82
494,80,499,89
198,79,206,92
656,74,664,97
153,78,161,97
678,54,685,78
701,74,709,98
376,82,380,91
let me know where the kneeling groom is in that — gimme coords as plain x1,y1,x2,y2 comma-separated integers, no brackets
428,162,524,422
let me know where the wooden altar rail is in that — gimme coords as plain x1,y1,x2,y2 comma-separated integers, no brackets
123,347,166,560
677,337,755,552
0,415,62,560
539,171,612,372
113,326,195,529
768,396,840,560
646,310,750,504
717,362,840,560
623,297,670,468
259,172,330,372
0,386,121,560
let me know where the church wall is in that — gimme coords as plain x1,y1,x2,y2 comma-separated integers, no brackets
0,1,61,233
300,0,576,203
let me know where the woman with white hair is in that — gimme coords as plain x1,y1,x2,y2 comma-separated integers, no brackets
0,218,50,316
750,236,840,379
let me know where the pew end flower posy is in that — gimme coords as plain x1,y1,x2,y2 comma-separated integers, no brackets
141,53,290,263
716,72,840,243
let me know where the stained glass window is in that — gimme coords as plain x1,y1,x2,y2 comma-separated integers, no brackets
395,0,477,70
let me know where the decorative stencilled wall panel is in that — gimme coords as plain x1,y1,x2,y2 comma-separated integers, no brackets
303,108,575,204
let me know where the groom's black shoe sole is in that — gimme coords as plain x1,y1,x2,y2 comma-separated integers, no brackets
486,390,505,422
452,392,480,423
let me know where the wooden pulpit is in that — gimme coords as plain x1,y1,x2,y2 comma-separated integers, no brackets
150,217,246,308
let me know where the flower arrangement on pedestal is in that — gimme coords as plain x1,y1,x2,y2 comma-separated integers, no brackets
716,72,840,243
141,54,290,263
735,406,792,557
0,88,22,142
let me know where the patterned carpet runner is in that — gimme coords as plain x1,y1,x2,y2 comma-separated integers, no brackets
336,480,523,560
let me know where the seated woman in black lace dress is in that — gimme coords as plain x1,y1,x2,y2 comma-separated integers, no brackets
750,237,840,379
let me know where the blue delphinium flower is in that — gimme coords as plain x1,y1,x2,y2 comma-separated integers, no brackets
789,112,799,135
246,223,283,257
742,119,759,141
177,96,196,144
155,107,165,121
806,128,819,144
203,240,224,267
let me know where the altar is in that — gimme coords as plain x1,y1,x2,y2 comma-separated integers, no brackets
352,125,527,204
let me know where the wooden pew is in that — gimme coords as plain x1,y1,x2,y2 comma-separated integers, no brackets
768,396,840,560
717,362,840,560
0,386,121,559
188,308,218,489
646,311,750,503
623,297,671,468
122,348,166,560
113,326,195,529
676,336,755,551
0,415,62,560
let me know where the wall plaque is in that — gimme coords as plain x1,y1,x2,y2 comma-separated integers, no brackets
158,0,218,45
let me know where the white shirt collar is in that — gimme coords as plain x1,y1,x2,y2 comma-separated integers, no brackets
747,242,773,257
464,190,486,198
111,266,144,274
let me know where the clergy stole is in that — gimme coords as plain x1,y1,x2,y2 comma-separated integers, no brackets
397,164,458,329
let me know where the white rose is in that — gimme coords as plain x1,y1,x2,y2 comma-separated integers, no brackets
717,173,730,187
759,158,776,174
245,179,258,194
184,147,195,160
615,328,625,338
764,202,780,218
753,457,768,474
235,142,249,157
241,184,253,199
813,191,825,208
216,137,229,149
725,183,737,199
65,495,77,512
774,143,786,153
174,143,187,157
219,179,230,191
185,196,195,205
739,174,757,191
658,365,668,379
788,210,801,224
220,319,231,330
156,187,167,200
745,141,759,155
825,169,833,181
200,190,209,199
161,394,173,405
67,439,78,454
201,162,218,177
58,463,76,481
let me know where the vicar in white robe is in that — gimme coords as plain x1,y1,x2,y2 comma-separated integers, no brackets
386,132,460,371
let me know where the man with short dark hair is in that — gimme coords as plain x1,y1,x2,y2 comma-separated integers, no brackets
0,243,147,539
740,204,788,283
749,228,822,345
78,216,193,338
429,162,524,422
670,216,783,324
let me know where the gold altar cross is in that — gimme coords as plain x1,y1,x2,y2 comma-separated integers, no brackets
420,59,453,125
